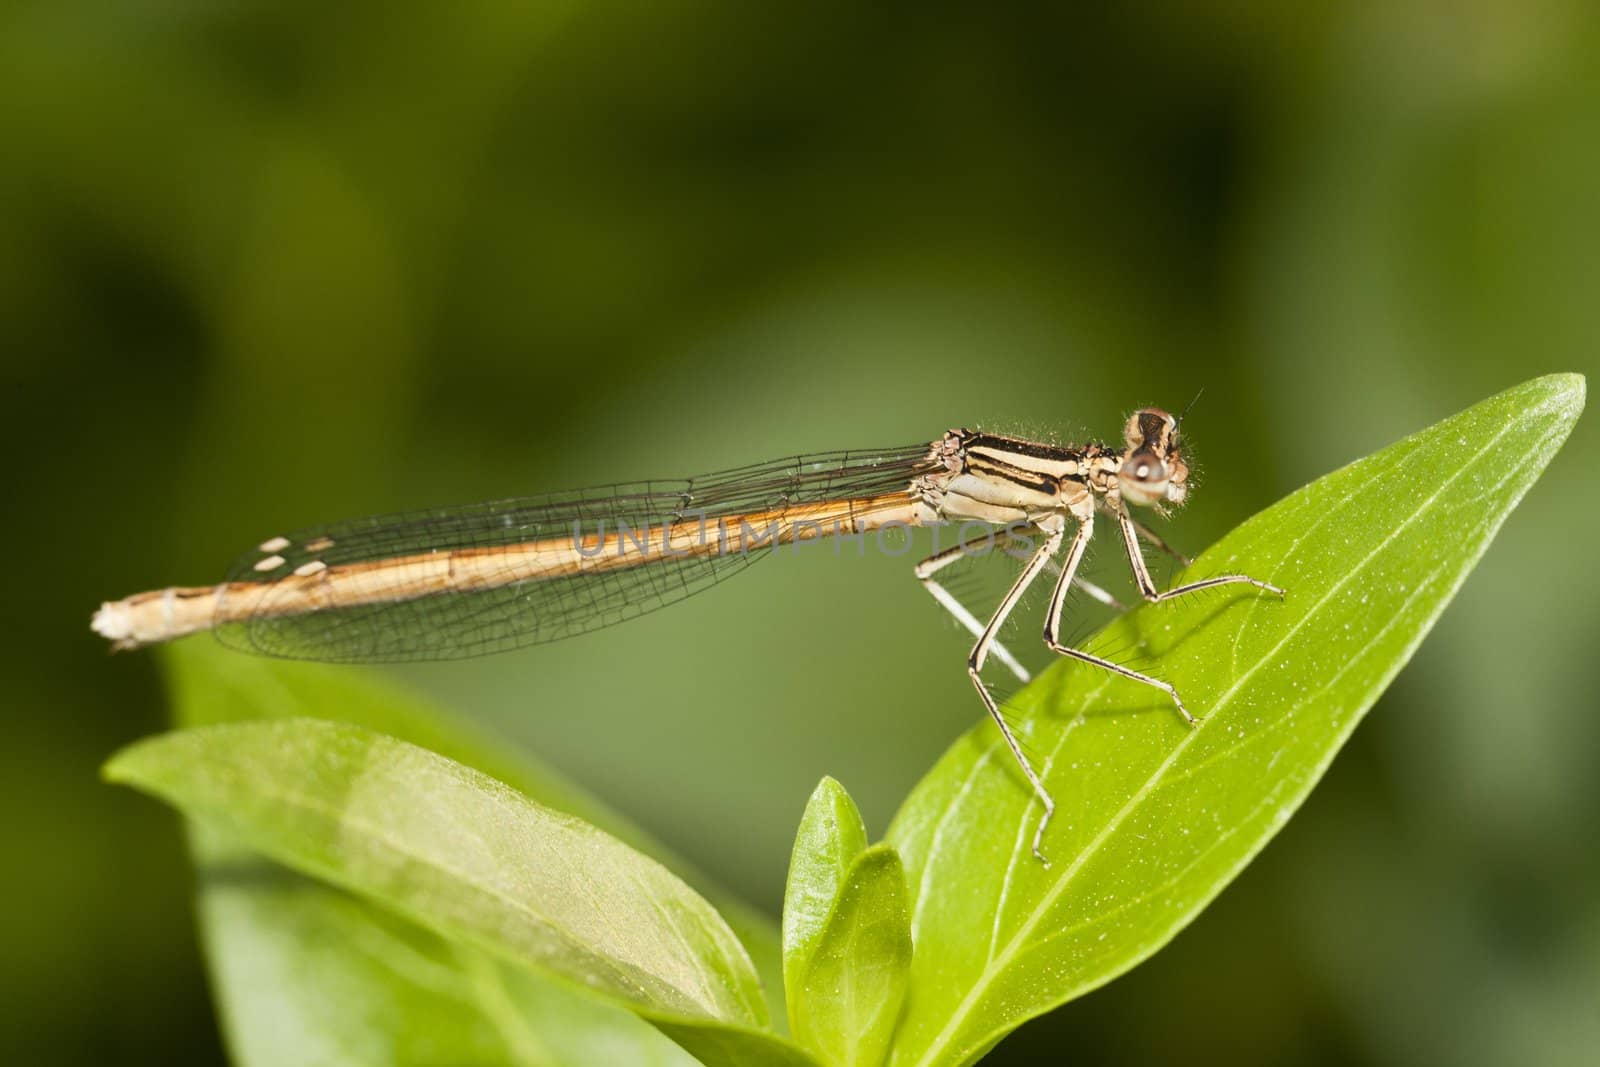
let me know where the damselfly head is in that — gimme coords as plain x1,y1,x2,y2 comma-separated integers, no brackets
1118,407,1190,509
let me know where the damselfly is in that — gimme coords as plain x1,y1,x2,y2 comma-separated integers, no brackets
93,408,1283,863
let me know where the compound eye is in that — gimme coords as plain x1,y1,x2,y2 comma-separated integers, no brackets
1118,448,1171,506
1127,455,1168,484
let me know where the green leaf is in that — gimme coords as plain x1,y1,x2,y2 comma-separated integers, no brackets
106,718,820,1067
883,373,1584,1067
783,776,870,1024
161,638,785,1019
790,845,913,1067
193,826,698,1067
161,639,788,1065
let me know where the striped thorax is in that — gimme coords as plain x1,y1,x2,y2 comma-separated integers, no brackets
918,408,1191,528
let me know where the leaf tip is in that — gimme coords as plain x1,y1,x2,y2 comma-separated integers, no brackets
1563,372,1585,412
848,842,907,884
100,734,178,795
809,774,846,799
798,777,869,849
1531,372,1586,421
100,744,142,786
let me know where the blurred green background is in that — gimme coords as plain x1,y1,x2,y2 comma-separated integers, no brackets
4,2,1597,1064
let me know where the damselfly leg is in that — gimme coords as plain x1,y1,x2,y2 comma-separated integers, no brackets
1114,506,1283,603
916,531,1034,684
1043,509,1203,719
962,501,1285,864
916,529,1130,684
961,517,1066,865
1109,502,1192,568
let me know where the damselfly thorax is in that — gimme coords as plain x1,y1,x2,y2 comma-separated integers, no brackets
93,408,1282,864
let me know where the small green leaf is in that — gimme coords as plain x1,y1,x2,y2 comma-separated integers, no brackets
105,718,820,1067
791,845,913,1067
784,776,869,1022
884,374,1584,1067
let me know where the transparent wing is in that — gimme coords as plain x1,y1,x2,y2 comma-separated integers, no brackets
213,444,936,662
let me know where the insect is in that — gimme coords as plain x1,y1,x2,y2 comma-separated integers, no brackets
93,408,1283,863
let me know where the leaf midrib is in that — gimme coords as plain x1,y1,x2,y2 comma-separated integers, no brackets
907,412,1523,1067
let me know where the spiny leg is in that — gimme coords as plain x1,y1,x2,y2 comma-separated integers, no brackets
1114,507,1284,602
920,527,1121,683
1042,508,1200,727
1001,537,1128,612
916,533,1031,684
964,521,1065,866
1099,499,1191,567
1031,503,1288,768
1059,571,1125,613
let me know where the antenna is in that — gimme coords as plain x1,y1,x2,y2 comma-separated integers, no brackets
1175,387,1205,429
